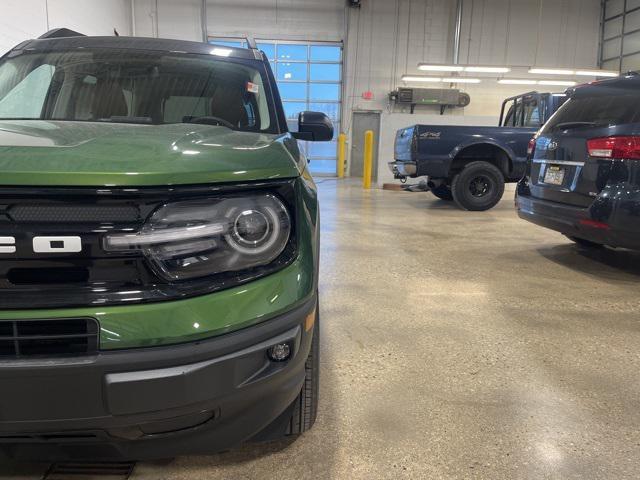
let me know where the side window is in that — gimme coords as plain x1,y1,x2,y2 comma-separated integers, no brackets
502,101,515,126
0,64,55,118
522,99,541,127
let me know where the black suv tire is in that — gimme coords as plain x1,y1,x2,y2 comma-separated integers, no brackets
452,161,505,211
431,184,454,201
286,308,319,435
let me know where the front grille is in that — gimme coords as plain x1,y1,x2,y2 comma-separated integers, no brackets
8,204,140,223
0,318,99,358
0,181,297,309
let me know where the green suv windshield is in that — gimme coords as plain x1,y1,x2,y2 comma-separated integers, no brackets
0,49,275,131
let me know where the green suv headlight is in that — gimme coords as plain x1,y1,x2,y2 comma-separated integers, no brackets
104,194,291,281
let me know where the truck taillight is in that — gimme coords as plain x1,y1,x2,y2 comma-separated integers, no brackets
527,138,536,156
587,136,640,159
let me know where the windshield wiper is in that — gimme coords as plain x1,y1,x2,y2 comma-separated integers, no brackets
105,116,154,124
552,121,598,131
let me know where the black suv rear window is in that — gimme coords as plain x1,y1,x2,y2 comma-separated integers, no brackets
543,90,640,132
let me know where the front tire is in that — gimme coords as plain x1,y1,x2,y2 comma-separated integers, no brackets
431,184,453,201
451,161,505,211
286,308,319,435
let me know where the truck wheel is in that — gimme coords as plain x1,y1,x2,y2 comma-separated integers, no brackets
431,184,453,201
286,308,319,435
451,161,505,211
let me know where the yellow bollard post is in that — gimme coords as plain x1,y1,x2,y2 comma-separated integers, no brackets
362,130,374,189
337,133,347,178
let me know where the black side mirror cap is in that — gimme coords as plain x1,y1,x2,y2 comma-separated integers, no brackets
292,111,334,142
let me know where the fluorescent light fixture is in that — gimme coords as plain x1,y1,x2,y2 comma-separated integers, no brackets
210,48,233,57
575,70,619,77
529,68,575,75
464,66,511,73
401,75,443,82
418,64,464,72
498,79,538,85
442,77,481,83
538,80,577,86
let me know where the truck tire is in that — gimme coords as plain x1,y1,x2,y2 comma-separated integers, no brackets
286,308,319,435
431,184,453,201
451,161,505,211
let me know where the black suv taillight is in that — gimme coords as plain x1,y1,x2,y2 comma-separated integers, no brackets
587,136,640,159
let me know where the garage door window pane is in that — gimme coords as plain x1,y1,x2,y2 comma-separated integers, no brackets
310,46,341,62
310,84,340,101
625,9,640,33
310,64,341,82
308,160,336,174
604,17,623,39
257,43,275,60
606,0,624,18
283,101,307,120
623,31,640,55
309,140,338,158
309,102,340,122
277,44,307,62
277,63,307,81
628,0,640,9
603,38,622,60
278,83,307,101
622,52,640,71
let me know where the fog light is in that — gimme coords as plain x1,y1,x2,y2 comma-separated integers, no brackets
268,343,291,362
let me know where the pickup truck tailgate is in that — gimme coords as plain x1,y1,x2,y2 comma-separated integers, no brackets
394,126,416,161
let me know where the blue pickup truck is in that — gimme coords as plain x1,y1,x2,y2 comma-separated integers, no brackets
389,91,567,210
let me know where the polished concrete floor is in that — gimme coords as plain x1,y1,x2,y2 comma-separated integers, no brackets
3,180,640,479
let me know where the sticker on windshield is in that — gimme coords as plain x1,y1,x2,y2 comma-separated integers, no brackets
247,82,260,94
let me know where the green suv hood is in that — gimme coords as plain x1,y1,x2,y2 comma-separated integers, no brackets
0,120,301,186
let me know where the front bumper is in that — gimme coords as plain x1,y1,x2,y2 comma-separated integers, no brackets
0,297,316,461
516,193,640,250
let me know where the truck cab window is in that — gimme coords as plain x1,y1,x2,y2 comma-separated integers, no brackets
502,101,515,126
522,99,541,127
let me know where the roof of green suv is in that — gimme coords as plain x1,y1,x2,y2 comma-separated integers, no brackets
11,34,264,61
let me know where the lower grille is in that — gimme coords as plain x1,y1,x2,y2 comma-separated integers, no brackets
0,318,99,358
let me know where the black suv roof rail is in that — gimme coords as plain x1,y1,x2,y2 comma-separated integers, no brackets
39,28,85,39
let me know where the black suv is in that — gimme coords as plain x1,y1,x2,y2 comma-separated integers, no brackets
516,74,640,250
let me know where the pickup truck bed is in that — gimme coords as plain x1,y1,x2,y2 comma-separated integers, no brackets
393,124,532,181
389,91,567,211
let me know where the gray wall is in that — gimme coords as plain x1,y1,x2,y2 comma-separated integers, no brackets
344,0,601,121
134,0,601,120
0,0,132,53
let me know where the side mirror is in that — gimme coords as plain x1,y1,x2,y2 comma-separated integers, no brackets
292,111,334,142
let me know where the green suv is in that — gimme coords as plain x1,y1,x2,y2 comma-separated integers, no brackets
0,29,331,460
